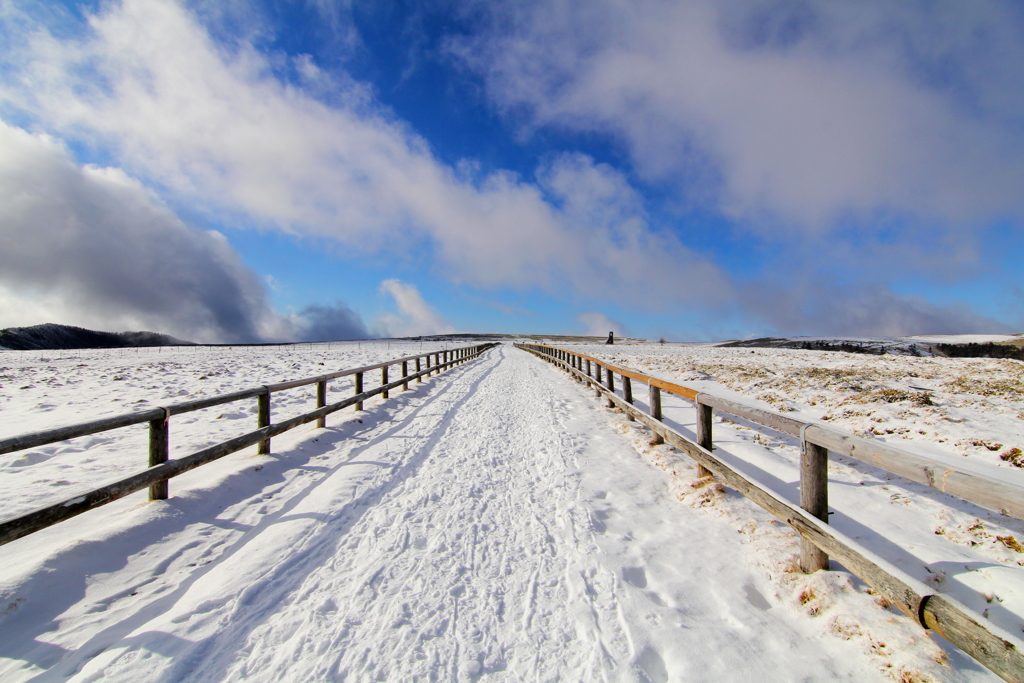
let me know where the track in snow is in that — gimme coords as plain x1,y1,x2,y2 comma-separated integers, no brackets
1,345,896,681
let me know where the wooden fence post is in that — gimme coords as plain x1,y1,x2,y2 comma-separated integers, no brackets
586,359,592,379
622,377,634,421
148,409,169,500
696,401,713,478
606,369,615,408
402,361,409,390
382,366,389,399
316,378,327,429
416,357,422,383
257,392,271,454
801,442,830,572
649,384,663,444
355,372,364,411
595,365,603,397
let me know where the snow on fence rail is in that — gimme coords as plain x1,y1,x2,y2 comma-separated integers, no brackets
0,343,498,548
516,342,1024,683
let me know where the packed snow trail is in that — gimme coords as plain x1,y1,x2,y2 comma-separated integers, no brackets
1,345,895,681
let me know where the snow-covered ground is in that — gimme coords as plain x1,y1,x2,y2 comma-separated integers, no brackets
576,343,1024,654
0,341,1015,681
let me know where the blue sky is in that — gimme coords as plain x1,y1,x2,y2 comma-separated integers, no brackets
1,0,1022,342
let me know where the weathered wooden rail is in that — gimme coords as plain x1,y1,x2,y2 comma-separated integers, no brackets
516,342,1024,683
0,343,498,547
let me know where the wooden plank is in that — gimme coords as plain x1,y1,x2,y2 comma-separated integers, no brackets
316,379,327,429
806,426,1024,521
801,442,829,573
266,377,317,392
648,377,699,401
148,410,169,501
0,409,164,456
698,393,804,436
164,387,267,417
923,594,1024,683
696,401,713,479
649,384,664,445
257,392,271,455
622,376,634,421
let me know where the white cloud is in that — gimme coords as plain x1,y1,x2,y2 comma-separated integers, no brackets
576,312,623,338
453,0,1024,232
0,0,731,309
0,120,285,342
375,279,454,338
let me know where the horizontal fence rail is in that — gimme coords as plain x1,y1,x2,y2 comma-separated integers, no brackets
516,342,1023,683
0,343,498,547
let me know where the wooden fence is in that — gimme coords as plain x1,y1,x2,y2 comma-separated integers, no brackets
0,343,498,548
516,342,1024,683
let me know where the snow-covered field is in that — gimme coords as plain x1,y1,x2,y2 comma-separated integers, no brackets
0,340,1020,681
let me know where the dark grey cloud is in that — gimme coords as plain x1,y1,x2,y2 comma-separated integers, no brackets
295,303,370,342
742,282,1015,337
0,121,281,343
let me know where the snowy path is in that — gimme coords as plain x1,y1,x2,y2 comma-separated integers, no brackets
1,346,911,681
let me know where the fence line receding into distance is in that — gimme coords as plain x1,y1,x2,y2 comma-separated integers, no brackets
0,343,498,548
515,342,1023,683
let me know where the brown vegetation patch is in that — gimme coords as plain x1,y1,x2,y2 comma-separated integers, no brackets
1001,447,1024,467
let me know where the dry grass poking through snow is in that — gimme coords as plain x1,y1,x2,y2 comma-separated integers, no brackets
585,345,1024,469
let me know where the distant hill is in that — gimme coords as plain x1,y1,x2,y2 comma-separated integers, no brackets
719,333,1024,360
0,323,194,350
